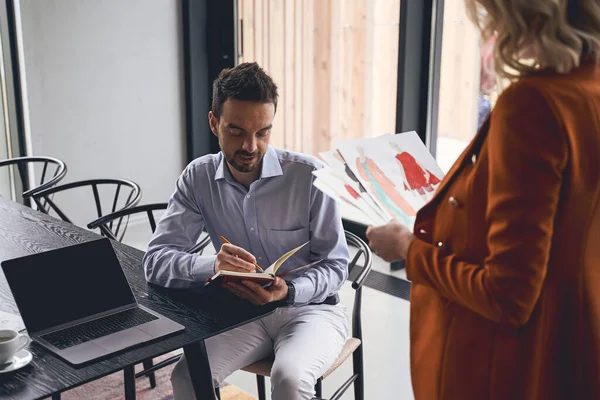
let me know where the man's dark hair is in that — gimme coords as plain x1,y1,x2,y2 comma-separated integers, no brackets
211,62,278,119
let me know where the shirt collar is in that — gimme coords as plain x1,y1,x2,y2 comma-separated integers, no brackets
260,146,283,179
214,146,283,181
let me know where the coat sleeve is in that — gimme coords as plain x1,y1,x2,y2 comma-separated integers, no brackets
406,81,568,327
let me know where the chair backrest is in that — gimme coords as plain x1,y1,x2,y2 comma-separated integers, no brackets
0,156,67,202
344,231,373,342
31,178,142,226
87,202,212,254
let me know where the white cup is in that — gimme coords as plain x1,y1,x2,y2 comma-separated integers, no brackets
0,329,30,365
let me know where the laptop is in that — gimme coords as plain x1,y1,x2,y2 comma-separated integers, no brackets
0,238,184,365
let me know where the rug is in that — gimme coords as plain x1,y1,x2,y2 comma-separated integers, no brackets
57,351,255,400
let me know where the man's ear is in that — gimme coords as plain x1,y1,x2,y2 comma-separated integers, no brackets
208,111,219,137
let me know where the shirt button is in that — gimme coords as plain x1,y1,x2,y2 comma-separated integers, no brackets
258,256,262,260
419,229,427,234
246,194,251,199
471,154,477,164
437,241,444,248
448,197,459,207
250,227,255,231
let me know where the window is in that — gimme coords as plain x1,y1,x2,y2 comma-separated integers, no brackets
236,0,401,156
434,0,501,173
0,26,13,197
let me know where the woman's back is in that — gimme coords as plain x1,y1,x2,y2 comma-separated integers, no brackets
530,62,600,398
405,61,600,399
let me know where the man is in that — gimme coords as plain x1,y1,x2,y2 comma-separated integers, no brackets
143,62,349,400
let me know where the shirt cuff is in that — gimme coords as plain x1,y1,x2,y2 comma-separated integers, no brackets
288,276,316,305
191,254,218,283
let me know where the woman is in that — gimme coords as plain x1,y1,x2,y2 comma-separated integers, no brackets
367,1,600,399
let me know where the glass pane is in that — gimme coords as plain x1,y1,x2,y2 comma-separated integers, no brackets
435,1,501,173
0,29,11,198
237,0,401,156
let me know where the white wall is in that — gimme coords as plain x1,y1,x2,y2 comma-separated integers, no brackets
17,0,185,226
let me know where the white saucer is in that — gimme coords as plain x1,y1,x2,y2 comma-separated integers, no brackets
0,350,33,374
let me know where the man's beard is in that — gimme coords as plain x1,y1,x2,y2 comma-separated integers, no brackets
225,149,263,173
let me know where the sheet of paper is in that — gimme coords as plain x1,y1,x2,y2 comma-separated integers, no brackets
278,259,323,277
336,131,444,228
319,147,390,221
313,169,389,225
264,241,310,275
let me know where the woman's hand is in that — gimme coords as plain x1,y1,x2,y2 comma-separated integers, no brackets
366,221,415,262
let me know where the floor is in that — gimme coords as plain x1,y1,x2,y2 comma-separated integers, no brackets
125,224,414,400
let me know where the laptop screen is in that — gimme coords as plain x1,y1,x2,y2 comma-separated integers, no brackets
1,238,136,333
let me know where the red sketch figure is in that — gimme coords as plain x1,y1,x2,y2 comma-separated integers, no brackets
390,141,440,200
355,146,416,224
344,184,360,200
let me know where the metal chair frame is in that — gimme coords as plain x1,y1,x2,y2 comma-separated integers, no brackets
88,202,213,397
32,178,142,225
0,156,67,206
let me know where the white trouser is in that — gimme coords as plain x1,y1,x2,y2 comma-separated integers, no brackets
171,303,349,400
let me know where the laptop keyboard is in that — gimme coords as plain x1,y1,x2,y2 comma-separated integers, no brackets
40,307,158,350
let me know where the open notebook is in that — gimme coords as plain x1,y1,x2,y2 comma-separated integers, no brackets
205,241,322,287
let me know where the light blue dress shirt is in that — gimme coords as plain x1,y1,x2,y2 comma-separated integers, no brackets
143,146,349,305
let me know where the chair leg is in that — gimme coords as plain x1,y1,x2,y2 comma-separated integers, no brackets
124,365,136,400
142,359,157,388
256,375,267,400
315,378,323,398
353,346,365,400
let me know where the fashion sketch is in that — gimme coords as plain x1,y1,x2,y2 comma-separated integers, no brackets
389,141,441,200
355,146,416,225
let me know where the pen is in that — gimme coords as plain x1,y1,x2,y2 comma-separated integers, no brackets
219,235,264,272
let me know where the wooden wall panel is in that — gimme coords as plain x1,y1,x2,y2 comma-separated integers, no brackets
283,0,295,150
293,0,303,152
368,0,401,138
437,1,480,142
268,0,286,149
253,0,264,65
239,0,255,63
235,0,410,156
313,0,332,154
301,0,314,154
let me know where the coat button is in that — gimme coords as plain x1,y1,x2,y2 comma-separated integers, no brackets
448,197,459,207
437,241,444,248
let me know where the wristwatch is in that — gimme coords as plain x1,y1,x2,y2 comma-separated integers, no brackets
282,281,296,306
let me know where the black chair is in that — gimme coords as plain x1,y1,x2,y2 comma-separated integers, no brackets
88,202,212,255
0,156,67,205
241,230,372,400
87,202,213,398
31,178,141,224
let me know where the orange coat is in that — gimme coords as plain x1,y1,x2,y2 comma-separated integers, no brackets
407,62,600,399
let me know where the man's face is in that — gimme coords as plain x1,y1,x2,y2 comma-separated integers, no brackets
209,98,275,173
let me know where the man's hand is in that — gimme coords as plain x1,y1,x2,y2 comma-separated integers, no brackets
215,243,258,273
366,221,414,262
227,277,289,306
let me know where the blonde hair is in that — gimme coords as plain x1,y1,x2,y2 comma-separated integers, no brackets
465,0,600,79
